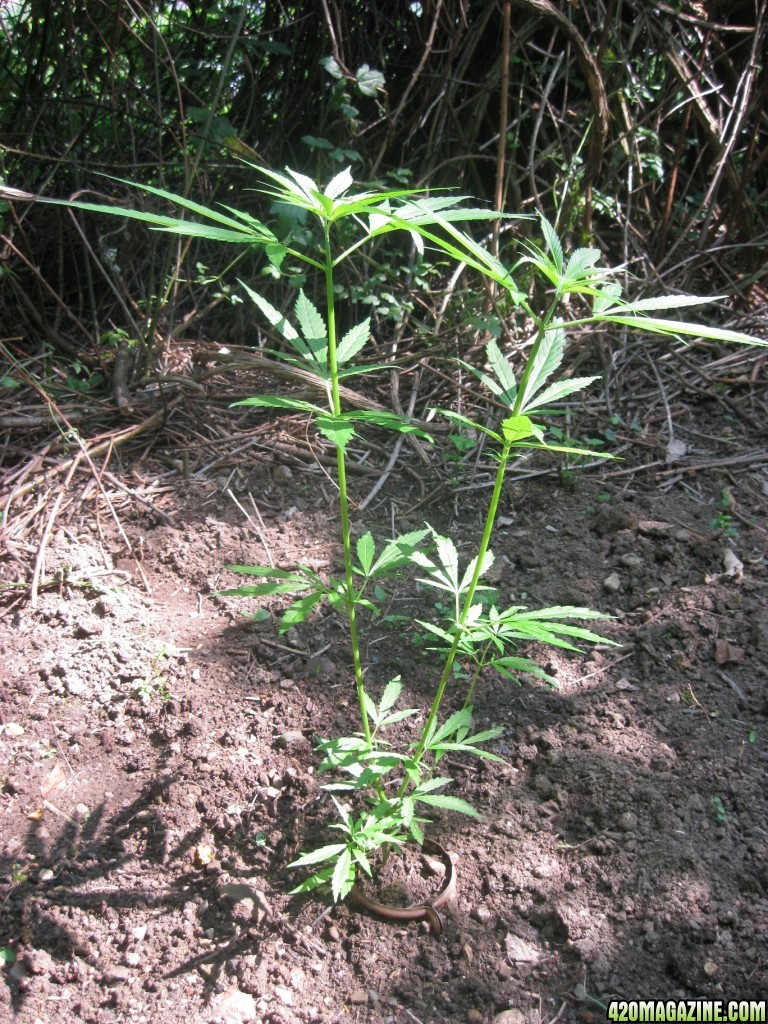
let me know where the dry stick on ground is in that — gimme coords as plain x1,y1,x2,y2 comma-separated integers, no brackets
29,452,83,608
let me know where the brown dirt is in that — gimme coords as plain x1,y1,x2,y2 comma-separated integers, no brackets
1,403,767,1024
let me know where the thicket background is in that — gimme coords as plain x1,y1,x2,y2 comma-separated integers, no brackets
1,0,766,396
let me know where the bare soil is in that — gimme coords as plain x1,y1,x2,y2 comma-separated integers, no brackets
1,395,767,1024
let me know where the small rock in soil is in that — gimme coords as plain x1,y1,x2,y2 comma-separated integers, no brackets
213,986,258,1022
493,1011,528,1024
618,811,639,831
347,988,368,1005
504,933,540,963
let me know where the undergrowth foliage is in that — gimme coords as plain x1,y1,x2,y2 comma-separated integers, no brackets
30,164,764,904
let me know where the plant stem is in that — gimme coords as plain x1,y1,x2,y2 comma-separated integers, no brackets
404,435,513,778
323,223,372,749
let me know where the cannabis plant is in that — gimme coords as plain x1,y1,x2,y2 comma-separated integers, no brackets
27,164,764,904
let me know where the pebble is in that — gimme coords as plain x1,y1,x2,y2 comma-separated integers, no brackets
275,985,294,1006
617,811,639,832
504,933,539,963
347,988,368,1005
493,1011,527,1024
603,572,621,592
274,730,310,752
467,1010,483,1024
104,965,132,985
213,987,258,1022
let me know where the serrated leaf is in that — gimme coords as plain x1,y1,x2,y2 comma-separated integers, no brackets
294,290,326,343
227,565,302,579
347,409,432,440
501,414,539,443
279,593,325,631
485,337,517,404
233,394,325,414
521,375,601,413
331,847,353,902
286,167,322,202
337,318,370,363
415,793,482,818
289,866,335,894
356,532,375,574
539,215,564,273
563,247,602,282
316,414,356,449
431,707,473,745
379,708,419,726
433,533,459,588
362,689,377,726
325,166,354,199
432,408,501,442
592,313,766,347
459,549,494,591
379,676,402,714
287,842,347,869
414,776,453,795
238,281,298,340
601,294,725,313
370,530,428,575
517,325,565,410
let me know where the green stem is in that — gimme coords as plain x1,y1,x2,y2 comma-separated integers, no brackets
404,434,513,779
323,223,372,750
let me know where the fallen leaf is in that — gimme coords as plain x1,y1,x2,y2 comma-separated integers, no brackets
40,763,67,798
